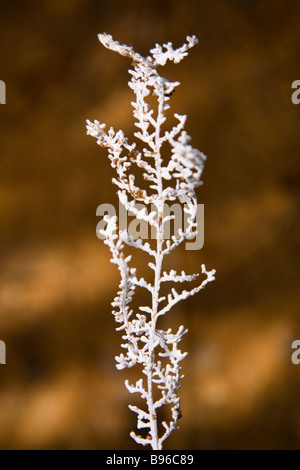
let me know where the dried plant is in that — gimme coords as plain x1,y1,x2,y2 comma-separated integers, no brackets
86,33,215,450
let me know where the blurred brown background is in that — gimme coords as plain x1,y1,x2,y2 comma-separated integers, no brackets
0,0,299,449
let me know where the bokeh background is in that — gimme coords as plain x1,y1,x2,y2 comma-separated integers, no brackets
0,0,299,449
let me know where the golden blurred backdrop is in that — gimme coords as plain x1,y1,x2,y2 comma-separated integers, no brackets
0,0,299,449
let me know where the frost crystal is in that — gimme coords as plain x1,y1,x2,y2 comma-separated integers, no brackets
87,33,215,449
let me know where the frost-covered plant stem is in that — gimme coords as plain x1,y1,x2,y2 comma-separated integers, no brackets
87,33,215,450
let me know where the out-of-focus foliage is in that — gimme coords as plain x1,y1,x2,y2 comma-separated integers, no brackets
0,0,299,449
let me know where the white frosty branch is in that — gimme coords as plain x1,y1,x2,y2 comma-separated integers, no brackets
87,32,215,450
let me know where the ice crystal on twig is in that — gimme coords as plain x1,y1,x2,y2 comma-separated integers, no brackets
87,33,215,450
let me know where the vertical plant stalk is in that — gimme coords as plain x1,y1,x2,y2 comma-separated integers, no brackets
86,33,215,450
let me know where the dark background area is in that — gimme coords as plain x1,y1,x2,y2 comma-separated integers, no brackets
0,0,299,449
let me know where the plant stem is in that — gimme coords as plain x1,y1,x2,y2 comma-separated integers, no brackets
147,101,165,450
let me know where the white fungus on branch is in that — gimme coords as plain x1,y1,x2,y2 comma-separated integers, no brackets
87,32,215,450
